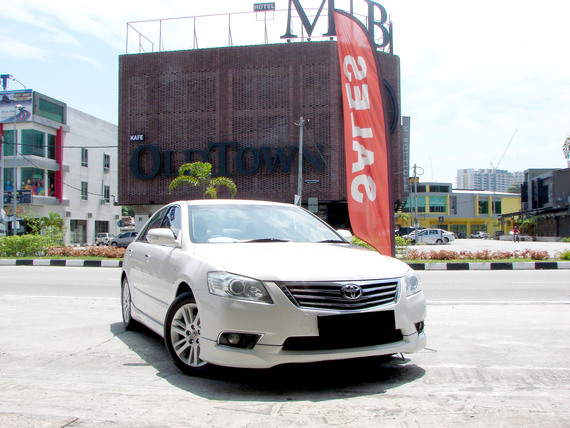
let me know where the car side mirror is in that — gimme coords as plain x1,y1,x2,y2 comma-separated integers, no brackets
147,228,181,247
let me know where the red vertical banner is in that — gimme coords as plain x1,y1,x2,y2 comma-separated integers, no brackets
334,10,394,256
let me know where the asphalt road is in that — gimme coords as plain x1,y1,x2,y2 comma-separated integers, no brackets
0,267,569,427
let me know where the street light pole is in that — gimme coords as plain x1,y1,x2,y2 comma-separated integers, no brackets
295,117,305,206
12,104,21,235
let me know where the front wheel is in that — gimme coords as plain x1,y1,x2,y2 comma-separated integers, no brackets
436,239,443,245
121,276,139,330
164,293,211,375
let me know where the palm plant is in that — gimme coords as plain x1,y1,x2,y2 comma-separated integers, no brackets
169,162,237,199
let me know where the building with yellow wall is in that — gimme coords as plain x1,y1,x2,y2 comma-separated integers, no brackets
397,182,521,237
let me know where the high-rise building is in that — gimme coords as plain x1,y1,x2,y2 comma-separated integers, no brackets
456,168,522,192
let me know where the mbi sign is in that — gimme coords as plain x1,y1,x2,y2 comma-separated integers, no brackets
281,0,392,50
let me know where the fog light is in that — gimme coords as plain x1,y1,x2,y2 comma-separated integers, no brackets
415,321,425,334
227,333,241,345
218,332,262,349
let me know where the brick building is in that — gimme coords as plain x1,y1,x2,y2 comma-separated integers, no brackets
118,41,407,228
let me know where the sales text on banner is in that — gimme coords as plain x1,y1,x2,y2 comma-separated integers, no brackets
334,9,394,256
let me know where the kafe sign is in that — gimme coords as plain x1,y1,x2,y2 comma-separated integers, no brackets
281,0,392,50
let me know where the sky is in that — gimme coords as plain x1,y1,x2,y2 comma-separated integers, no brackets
2,0,569,185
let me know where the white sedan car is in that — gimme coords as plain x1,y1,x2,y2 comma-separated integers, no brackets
121,200,426,375
404,228,455,245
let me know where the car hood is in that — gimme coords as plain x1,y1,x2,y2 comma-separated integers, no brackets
192,242,410,282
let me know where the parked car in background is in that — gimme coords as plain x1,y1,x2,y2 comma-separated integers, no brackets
469,231,490,239
121,200,426,375
110,231,138,247
404,228,455,245
396,226,425,236
95,233,115,246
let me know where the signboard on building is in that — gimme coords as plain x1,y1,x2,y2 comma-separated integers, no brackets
0,90,33,123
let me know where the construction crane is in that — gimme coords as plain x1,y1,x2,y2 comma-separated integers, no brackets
490,129,518,192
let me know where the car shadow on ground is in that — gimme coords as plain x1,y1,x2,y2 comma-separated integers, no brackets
110,322,426,402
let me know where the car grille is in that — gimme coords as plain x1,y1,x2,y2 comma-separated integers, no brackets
277,279,399,311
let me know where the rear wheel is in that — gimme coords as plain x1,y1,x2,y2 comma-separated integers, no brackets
164,293,211,375
443,237,449,244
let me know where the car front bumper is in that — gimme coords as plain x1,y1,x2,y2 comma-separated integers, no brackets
195,281,427,369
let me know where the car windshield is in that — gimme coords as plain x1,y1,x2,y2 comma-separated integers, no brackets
189,204,344,243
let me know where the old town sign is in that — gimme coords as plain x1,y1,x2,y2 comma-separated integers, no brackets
130,141,325,180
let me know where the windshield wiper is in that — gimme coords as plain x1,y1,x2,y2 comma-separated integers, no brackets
317,239,349,243
240,238,291,243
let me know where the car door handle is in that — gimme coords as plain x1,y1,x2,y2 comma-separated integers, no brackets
145,253,151,259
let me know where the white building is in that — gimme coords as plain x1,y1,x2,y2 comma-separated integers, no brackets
456,168,522,192
1,88,121,244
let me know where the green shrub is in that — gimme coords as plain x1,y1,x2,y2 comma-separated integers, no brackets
560,250,570,261
0,234,53,257
561,237,570,243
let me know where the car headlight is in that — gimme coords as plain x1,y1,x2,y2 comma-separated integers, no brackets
207,272,273,304
404,269,422,297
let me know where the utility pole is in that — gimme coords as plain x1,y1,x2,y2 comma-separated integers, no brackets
12,105,20,235
295,117,305,206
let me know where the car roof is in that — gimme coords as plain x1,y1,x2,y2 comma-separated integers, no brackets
176,199,296,208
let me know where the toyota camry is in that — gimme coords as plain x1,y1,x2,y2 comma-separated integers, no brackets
121,200,426,375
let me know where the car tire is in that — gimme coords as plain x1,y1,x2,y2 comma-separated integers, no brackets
436,239,443,245
111,242,118,247
443,237,449,244
411,240,416,245
121,276,139,330
164,293,211,375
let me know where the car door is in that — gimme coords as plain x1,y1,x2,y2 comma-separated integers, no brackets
124,210,166,316
143,205,183,324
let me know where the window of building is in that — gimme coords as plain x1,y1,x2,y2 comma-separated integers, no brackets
449,196,457,215
401,196,426,213
21,168,45,195
2,130,15,156
104,185,110,203
47,171,56,196
429,185,450,193
95,220,109,234
3,168,15,192
47,134,56,159
81,182,88,200
416,185,426,193
37,97,65,123
103,153,110,171
492,200,501,214
429,195,447,213
21,130,45,157
70,220,87,244
81,148,88,167
478,200,489,214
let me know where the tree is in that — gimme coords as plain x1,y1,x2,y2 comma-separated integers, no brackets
169,162,237,199
122,206,134,217
506,184,521,193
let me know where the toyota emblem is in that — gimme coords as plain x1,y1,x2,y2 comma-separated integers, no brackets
340,284,363,300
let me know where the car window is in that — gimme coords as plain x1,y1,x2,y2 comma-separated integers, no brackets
189,204,341,243
160,205,182,239
138,208,168,243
